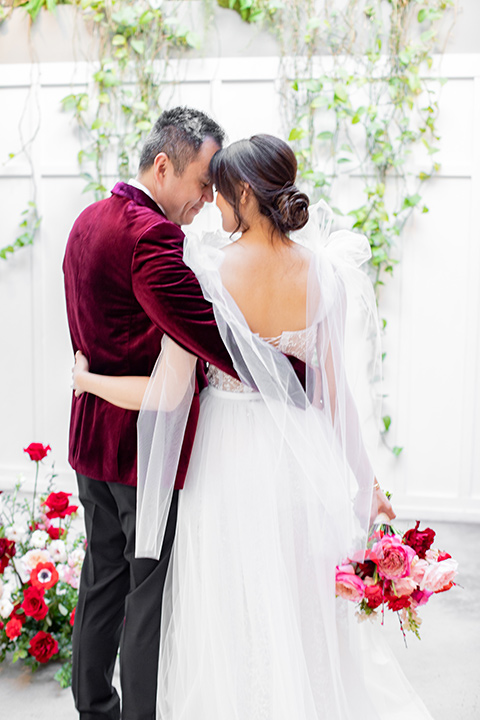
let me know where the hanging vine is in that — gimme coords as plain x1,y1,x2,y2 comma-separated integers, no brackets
0,0,199,261
218,0,456,454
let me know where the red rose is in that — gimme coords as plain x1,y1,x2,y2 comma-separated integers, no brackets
28,631,58,663
47,525,61,540
30,562,59,591
43,492,78,520
21,586,48,621
70,606,76,626
5,617,23,640
0,538,16,573
364,584,384,609
402,521,436,560
24,443,51,462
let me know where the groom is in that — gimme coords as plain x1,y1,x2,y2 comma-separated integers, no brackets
63,107,239,720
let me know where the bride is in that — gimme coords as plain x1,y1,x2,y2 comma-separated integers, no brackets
73,134,434,719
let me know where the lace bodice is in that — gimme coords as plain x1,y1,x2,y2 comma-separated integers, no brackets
207,326,316,394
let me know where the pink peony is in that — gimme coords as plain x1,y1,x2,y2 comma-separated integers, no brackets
370,535,416,580
335,564,366,602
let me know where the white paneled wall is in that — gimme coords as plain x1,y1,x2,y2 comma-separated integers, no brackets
0,55,479,521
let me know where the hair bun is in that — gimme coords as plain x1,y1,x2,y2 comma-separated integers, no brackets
276,185,309,233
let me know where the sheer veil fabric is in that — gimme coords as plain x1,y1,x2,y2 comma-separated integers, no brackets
135,205,434,719
136,201,381,564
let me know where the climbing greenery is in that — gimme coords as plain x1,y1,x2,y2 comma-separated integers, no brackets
61,0,200,199
0,0,198,260
221,0,455,293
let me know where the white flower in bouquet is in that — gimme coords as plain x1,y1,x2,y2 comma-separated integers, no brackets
0,597,14,619
49,539,68,563
31,529,49,548
21,548,53,581
5,523,29,543
69,547,85,568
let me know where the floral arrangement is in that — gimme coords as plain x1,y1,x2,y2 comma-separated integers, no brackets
335,518,458,640
0,444,85,687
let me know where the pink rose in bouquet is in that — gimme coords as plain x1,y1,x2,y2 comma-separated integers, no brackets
335,564,366,602
335,518,458,640
421,557,458,594
369,535,416,580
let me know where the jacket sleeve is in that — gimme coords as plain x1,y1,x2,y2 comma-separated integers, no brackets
132,221,237,376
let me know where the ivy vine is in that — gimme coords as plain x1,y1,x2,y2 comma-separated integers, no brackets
219,0,455,454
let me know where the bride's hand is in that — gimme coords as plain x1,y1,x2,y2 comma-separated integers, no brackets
72,350,90,397
371,481,396,525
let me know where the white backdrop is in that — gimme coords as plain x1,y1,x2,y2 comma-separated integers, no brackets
0,53,479,521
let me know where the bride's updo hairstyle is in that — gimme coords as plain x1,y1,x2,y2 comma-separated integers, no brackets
210,134,309,238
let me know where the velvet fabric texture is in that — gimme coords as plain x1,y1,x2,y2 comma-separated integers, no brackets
63,182,237,489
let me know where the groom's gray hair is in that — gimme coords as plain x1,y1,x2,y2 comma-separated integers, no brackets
139,106,225,176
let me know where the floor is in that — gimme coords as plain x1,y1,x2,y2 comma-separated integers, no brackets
0,519,478,719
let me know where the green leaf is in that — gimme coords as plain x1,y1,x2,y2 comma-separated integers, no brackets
288,127,307,141
382,415,391,433
418,9,427,23
112,34,127,46
402,193,421,209
317,130,333,141
333,83,348,103
130,39,145,55
392,446,403,457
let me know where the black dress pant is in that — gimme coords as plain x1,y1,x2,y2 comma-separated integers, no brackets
72,473,178,720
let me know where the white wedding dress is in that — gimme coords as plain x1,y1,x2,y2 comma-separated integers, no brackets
135,206,435,720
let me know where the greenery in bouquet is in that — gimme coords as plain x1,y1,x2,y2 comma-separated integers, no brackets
335,517,458,642
0,443,85,688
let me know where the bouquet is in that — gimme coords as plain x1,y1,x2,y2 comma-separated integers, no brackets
335,513,458,640
0,444,85,687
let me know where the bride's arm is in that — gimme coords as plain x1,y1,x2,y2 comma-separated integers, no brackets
73,352,148,410
73,341,197,412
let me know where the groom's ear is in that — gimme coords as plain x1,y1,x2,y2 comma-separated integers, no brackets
153,152,169,184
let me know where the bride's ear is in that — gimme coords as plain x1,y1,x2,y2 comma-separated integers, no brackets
240,183,250,205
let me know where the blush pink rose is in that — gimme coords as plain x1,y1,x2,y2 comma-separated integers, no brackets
370,535,416,580
335,564,366,602
421,558,458,593
411,558,429,585
392,576,417,597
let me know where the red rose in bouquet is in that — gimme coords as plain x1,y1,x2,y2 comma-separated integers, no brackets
0,538,16,572
24,443,51,462
43,492,78,520
28,631,59,663
403,521,436,559
21,586,49,621
5,617,23,640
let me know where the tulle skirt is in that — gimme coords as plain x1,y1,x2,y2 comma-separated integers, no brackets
157,387,434,719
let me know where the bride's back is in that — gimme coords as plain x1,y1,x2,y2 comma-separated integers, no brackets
220,237,312,339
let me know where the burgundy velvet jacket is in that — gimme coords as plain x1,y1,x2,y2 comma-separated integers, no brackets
63,182,239,490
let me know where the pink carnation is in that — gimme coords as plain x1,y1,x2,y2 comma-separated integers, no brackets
335,564,366,602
